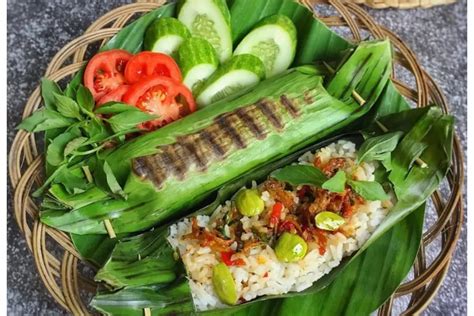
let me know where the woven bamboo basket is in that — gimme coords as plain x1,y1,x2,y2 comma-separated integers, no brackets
8,0,464,315
351,0,456,9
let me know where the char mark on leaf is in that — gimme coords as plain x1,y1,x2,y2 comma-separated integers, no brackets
178,135,207,171
280,95,299,118
132,156,165,188
162,145,186,180
200,129,226,157
257,99,284,130
215,115,246,149
236,107,265,140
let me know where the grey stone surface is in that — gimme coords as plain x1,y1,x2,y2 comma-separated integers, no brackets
7,0,466,315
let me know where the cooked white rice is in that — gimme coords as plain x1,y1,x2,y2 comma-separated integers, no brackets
167,140,392,311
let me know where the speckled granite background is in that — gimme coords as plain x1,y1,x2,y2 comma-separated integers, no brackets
7,0,467,315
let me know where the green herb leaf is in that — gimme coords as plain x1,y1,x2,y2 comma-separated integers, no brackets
17,108,75,132
83,119,111,142
347,180,388,201
322,170,346,193
357,131,403,164
64,70,84,98
76,85,95,112
53,93,82,119
41,78,62,110
107,111,156,133
46,129,81,166
64,137,88,156
271,165,327,187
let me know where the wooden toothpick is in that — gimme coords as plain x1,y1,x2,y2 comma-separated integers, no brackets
103,219,116,239
375,120,389,133
352,90,366,106
322,61,335,74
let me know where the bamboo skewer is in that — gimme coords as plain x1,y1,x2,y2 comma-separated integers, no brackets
143,308,151,316
352,90,366,106
82,165,93,183
103,219,116,239
322,61,335,74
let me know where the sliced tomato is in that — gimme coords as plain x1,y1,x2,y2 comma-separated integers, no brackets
96,84,130,106
84,49,132,100
123,76,196,129
124,51,182,84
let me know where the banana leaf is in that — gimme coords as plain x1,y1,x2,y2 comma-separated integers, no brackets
91,106,452,315
101,3,176,52
71,234,117,267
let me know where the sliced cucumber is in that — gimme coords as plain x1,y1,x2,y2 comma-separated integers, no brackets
234,14,297,78
144,17,191,56
177,37,219,92
195,54,265,107
178,0,232,63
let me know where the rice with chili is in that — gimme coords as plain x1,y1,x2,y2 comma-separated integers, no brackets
167,140,393,310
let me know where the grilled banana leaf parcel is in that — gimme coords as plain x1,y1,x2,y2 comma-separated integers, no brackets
92,106,453,315
41,40,392,235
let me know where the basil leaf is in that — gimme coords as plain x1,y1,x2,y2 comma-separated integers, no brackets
41,78,62,110
347,180,389,201
17,108,74,132
357,131,403,164
95,102,143,114
107,111,156,133
83,119,111,142
46,129,81,166
64,137,88,156
76,85,95,112
322,170,346,193
64,70,84,98
53,93,82,119
271,165,327,187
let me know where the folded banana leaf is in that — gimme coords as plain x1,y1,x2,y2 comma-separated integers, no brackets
92,206,424,316
91,106,452,315
40,39,391,235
